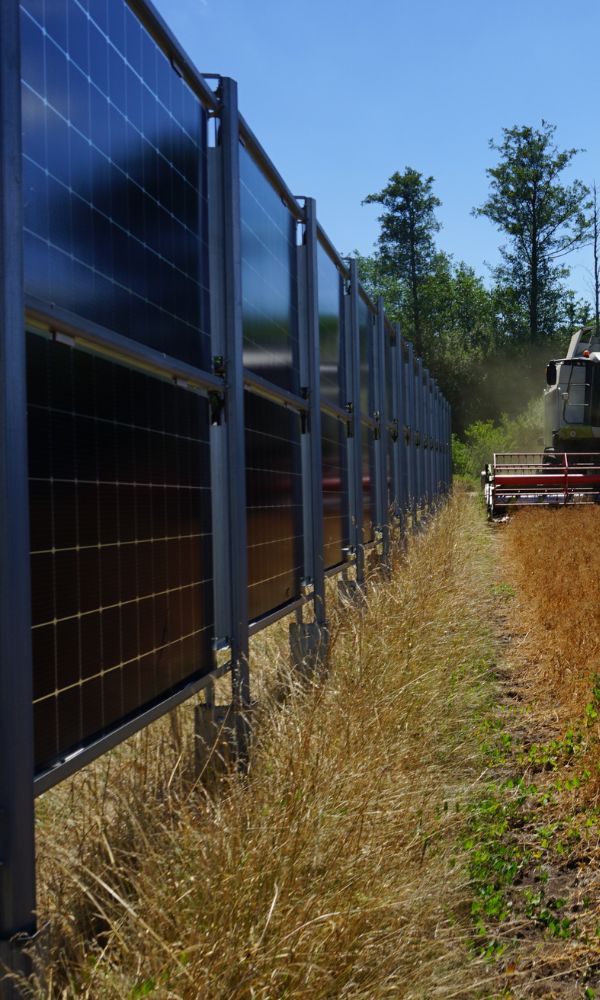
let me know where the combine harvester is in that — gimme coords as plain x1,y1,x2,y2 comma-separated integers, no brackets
483,327,600,518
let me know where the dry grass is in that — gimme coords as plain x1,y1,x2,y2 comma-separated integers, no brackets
26,490,500,999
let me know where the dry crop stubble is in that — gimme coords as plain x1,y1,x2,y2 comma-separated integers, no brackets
501,508,600,727
28,490,500,999
461,506,600,998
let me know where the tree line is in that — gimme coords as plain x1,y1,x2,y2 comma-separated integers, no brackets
357,121,596,435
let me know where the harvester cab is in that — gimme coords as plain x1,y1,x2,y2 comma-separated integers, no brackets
483,326,600,518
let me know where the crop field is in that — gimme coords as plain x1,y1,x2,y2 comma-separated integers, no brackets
19,491,600,999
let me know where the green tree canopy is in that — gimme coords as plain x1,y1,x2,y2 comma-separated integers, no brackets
474,122,591,342
363,168,441,354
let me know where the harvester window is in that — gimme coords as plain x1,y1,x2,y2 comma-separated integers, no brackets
546,362,557,386
560,360,590,424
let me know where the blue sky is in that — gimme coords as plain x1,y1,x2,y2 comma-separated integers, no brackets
153,0,600,302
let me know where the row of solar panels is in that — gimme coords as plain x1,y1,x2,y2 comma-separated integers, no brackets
16,0,452,783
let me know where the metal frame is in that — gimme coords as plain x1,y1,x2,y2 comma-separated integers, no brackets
34,665,228,796
405,341,416,521
209,77,251,758
25,298,224,394
374,298,389,560
298,199,327,631
394,327,408,524
388,325,401,528
416,358,425,509
424,369,433,507
347,260,365,583
0,2,36,993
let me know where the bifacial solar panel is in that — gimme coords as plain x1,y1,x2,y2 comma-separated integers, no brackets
361,422,375,543
28,331,213,774
20,0,210,369
320,411,348,570
245,392,303,621
317,243,344,408
357,296,374,415
240,146,299,393
357,299,375,542
384,326,394,423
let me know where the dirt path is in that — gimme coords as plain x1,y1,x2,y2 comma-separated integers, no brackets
470,508,600,999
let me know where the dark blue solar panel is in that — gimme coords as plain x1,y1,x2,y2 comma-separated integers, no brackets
321,411,348,569
317,243,344,408
358,296,374,416
20,0,210,370
245,392,303,621
361,422,375,542
384,325,394,423
240,147,299,393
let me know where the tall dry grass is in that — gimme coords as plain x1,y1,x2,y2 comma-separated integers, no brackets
28,490,499,999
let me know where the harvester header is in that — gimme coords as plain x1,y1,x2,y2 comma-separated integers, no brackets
483,326,600,518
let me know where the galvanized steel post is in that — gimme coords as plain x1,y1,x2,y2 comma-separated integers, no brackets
415,357,424,509
0,1,37,994
390,325,403,530
292,197,328,669
209,77,250,758
347,260,364,584
397,333,409,523
423,368,432,507
405,341,417,524
374,297,389,562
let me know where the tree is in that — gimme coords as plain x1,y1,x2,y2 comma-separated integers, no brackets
363,168,441,354
474,122,591,342
592,181,600,340
356,247,498,433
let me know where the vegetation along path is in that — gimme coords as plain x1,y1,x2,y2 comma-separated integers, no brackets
29,489,600,998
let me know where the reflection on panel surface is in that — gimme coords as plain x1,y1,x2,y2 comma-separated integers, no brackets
240,147,298,392
361,422,375,542
358,296,374,415
321,411,348,569
28,333,213,774
245,393,303,621
317,244,343,407
20,0,209,368
384,327,394,422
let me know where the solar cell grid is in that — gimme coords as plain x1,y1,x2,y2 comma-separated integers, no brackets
358,296,374,415
240,146,299,394
20,0,210,369
361,422,375,542
28,332,213,773
384,328,394,423
245,393,303,621
320,411,348,569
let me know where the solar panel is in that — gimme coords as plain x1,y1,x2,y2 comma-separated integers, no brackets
20,0,210,369
357,296,374,415
356,298,375,541
321,411,348,569
361,422,375,542
317,243,344,407
245,392,303,621
240,146,299,393
28,331,213,773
